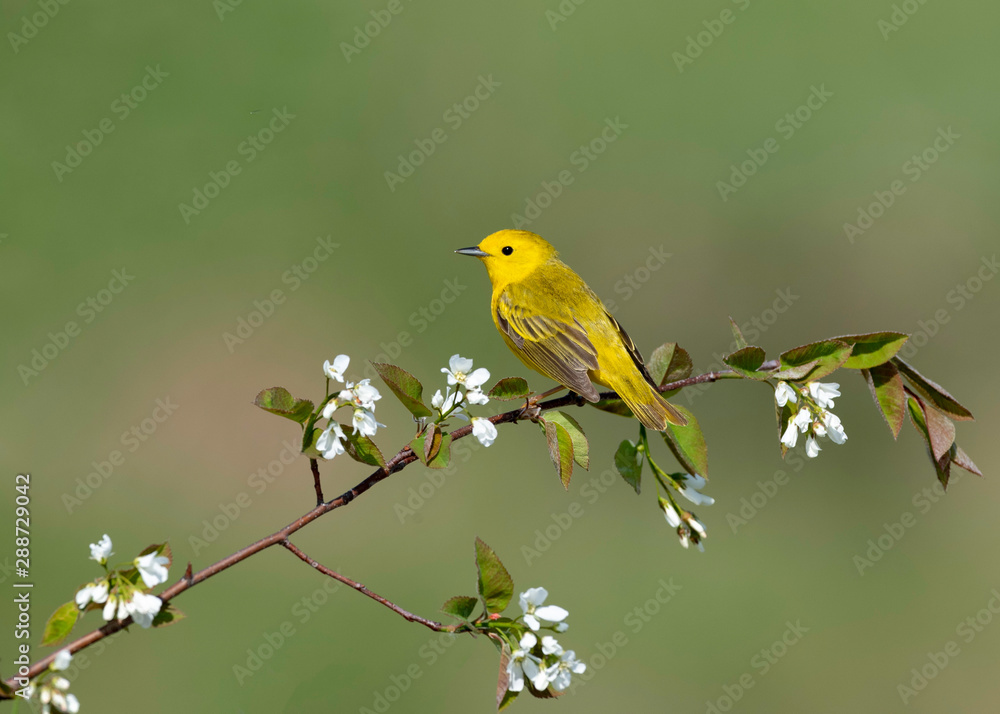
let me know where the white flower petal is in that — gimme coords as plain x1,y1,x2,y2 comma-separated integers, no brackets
805,435,821,458
678,485,715,506
449,354,474,374
472,417,497,447
523,613,540,631
89,534,113,563
774,381,798,407
52,649,72,671
661,499,682,528
534,604,569,623
465,367,490,389
134,553,170,588
519,632,537,649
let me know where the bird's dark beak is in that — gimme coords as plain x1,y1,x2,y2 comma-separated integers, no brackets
455,246,489,257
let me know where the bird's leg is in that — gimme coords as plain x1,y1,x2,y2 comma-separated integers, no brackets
518,386,567,421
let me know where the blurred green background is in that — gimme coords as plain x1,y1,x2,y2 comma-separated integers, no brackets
2,0,998,711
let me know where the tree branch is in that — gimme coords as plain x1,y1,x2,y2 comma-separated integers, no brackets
4,365,743,689
281,540,462,633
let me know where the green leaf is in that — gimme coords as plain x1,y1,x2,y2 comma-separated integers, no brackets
837,332,909,369
487,377,531,401
649,343,694,386
893,357,974,421
614,439,642,494
340,423,387,469
908,391,956,462
723,346,771,379
475,537,514,615
662,405,708,478
441,595,479,620
778,339,853,381
253,387,314,424
42,601,79,646
544,412,589,470
371,362,433,418
411,430,451,469
542,420,575,489
729,317,749,350
861,362,906,439
151,603,186,628
770,360,820,381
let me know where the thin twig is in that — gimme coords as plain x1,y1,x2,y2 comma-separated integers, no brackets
281,540,462,633
310,458,324,505
3,365,742,688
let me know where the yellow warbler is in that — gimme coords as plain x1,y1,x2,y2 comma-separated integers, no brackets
456,230,686,430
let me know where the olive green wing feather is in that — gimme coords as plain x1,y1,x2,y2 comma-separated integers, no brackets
496,288,601,402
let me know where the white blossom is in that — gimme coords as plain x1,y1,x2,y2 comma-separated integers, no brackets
52,677,70,691
809,381,841,409
134,552,170,588
546,649,586,691
51,650,72,671
541,635,563,655
351,408,383,437
660,498,682,528
519,587,568,631
774,381,798,407
507,632,541,692
466,387,489,405
824,411,848,444
323,354,349,383
89,534,113,564
317,423,347,460
688,515,708,540
805,434,822,458
471,417,497,447
75,580,109,609
127,592,163,628
441,354,490,389
677,473,715,506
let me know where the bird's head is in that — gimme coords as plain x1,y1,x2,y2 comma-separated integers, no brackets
455,230,557,287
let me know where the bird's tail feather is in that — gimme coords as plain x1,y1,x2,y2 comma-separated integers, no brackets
617,374,688,430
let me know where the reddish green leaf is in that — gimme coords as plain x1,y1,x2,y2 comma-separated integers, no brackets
475,538,514,614
837,332,909,369
894,357,974,421
907,396,955,488
649,343,694,386
729,317,749,349
952,445,983,477
151,603,185,628
441,595,479,620
542,420,575,489
779,340,853,381
496,638,517,711
340,422,387,469
371,362,433,418
723,346,770,379
544,411,589,470
861,362,906,439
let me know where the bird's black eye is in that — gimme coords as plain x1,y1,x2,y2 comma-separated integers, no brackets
502,246,514,256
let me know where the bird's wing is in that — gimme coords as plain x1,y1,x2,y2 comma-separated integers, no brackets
496,287,601,401
601,306,659,389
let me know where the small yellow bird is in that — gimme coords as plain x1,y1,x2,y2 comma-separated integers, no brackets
456,230,687,430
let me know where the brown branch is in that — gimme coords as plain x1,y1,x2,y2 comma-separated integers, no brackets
4,365,745,690
281,540,462,633
310,458,324,505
